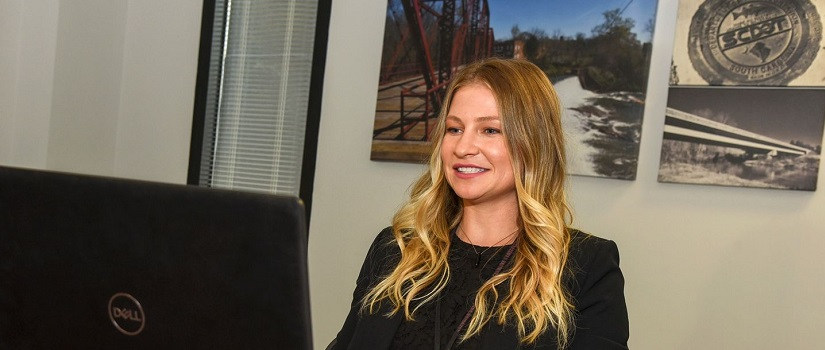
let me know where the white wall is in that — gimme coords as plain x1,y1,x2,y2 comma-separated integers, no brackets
0,0,23,164
0,0,200,183
47,0,126,174
0,0,58,168
114,0,201,181
309,0,825,349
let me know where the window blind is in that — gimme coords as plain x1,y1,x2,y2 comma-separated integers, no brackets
197,0,319,196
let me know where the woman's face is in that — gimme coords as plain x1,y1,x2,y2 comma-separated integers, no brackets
440,83,516,207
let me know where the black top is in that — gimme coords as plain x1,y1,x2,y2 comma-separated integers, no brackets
390,231,515,350
330,227,629,350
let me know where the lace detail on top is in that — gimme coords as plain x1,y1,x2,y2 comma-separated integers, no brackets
389,231,514,350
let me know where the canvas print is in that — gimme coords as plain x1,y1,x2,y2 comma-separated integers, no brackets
659,87,825,190
371,0,660,180
670,0,825,86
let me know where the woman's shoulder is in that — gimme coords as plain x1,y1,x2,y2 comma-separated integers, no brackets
370,226,397,253
568,229,619,257
362,226,401,272
564,229,629,348
565,229,622,293
372,226,395,244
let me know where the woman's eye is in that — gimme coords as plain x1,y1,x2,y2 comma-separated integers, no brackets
483,128,501,135
446,127,461,134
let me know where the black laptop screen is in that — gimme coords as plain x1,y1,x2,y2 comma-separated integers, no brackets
0,166,312,349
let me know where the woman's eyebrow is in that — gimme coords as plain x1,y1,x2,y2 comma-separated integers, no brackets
476,116,500,122
446,115,464,124
445,115,499,123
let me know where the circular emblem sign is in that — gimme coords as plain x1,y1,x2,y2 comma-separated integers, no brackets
688,0,822,85
108,293,146,336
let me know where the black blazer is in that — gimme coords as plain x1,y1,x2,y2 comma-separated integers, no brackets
329,227,629,349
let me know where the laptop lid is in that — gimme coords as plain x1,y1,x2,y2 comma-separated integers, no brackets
0,166,312,349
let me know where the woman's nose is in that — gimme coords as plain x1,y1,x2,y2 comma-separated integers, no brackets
454,132,479,157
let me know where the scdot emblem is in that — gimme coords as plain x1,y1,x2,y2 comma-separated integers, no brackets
688,0,821,85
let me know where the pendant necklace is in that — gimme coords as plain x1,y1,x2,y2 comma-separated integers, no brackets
458,225,520,268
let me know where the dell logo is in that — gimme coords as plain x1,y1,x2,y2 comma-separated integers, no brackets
112,307,143,322
108,292,145,336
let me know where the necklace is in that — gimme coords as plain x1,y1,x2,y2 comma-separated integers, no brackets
458,225,520,268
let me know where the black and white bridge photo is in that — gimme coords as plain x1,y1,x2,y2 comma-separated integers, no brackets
658,87,825,191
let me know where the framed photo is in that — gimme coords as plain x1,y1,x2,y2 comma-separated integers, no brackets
371,0,660,180
659,87,825,191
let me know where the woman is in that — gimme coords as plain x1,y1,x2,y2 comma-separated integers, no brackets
331,58,628,349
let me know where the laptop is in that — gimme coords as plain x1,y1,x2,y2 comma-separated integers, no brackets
0,166,312,349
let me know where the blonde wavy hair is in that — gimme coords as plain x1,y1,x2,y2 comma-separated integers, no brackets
362,58,574,348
